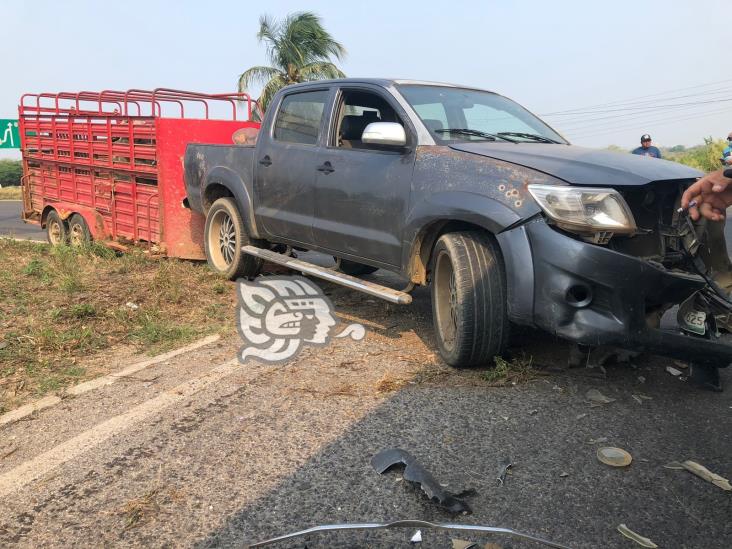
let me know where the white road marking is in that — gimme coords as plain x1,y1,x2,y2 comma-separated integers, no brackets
0,334,221,427
0,357,242,497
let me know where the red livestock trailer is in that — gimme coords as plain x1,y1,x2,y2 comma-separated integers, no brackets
19,88,260,259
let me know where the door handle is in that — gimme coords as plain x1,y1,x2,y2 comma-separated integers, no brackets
259,155,272,167
317,161,334,174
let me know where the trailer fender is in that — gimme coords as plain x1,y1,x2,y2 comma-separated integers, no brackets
203,166,260,238
41,202,108,240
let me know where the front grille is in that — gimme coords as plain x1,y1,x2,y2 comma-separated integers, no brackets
609,180,698,267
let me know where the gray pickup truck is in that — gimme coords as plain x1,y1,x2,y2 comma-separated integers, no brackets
184,78,732,386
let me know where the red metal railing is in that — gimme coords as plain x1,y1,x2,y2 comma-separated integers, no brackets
20,88,257,245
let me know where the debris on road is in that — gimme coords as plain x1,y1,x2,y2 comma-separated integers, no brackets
617,523,658,548
559,471,569,478
246,520,571,548
410,529,422,543
597,447,633,467
664,460,732,491
665,365,683,377
452,540,477,549
371,448,473,514
585,388,615,406
630,393,652,405
496,457,513,486
125,301,139,310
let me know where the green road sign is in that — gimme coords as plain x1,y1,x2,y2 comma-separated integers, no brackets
0,119,20,149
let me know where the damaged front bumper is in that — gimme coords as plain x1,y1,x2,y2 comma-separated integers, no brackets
507,219,732,367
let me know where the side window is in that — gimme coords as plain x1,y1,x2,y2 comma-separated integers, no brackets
273,90,328,145
335,90,404,150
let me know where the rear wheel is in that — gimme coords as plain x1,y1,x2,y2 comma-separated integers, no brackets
336,258,379,276
46,210,67,246
431,230,509,368
204,197,262,280
68,214,92,246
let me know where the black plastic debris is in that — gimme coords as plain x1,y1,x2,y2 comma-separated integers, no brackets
371,448,473,514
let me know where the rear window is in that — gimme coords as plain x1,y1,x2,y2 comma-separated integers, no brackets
273,90,328,145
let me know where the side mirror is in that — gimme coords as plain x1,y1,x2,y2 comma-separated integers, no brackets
361,122,407,147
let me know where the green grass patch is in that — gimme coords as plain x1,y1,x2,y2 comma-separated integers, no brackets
0,238,237,410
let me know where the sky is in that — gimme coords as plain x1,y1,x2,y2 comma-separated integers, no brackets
1,0,728,159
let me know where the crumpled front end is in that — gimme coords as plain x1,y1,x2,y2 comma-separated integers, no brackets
504,180,732,367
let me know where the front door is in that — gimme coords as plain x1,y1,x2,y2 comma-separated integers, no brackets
312,87,415,267
254,88,330,244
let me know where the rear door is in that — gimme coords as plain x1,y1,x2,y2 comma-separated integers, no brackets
253,88,331,244
312,86,416,266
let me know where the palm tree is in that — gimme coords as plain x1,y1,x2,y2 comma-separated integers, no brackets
238,12,346,114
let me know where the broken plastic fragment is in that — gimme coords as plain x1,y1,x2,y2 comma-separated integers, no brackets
496,458,513,486
559,472,569,478
665,366,683,377
411,530,422,543
371,448,473,514
585,389,615,406
597,447,632,467
665,460,732,491
617,524,658,548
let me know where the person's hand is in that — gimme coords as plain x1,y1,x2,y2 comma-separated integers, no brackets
681,169,732,221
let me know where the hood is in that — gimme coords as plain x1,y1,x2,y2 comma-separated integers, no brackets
449,142,703,186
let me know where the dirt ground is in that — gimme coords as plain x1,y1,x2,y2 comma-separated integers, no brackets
0,264,730,548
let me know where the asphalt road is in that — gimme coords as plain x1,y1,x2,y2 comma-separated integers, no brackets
0,272,730,549
0,200,43,241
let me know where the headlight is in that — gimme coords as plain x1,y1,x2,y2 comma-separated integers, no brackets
527,184,637,234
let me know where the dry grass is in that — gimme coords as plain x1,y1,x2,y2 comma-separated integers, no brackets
119,487,166,530
482,354,540,386
375,371,409,393
0,186,22,200
0,239,237,412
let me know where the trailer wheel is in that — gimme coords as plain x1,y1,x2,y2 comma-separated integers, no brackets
68,214,92,246
204,197,262,280
430,231,509,368
46,210,67,246
335,258,379,276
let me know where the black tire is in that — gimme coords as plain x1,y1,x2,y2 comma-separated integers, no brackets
67,213,92,246
337,258,379,276
430,230,509,368
46,210,67,246
204,197,262,280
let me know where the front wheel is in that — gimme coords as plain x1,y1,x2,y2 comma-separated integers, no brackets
204,197,262,280
431,231,509,368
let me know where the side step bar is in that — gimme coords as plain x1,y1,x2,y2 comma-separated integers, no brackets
241,246,413,305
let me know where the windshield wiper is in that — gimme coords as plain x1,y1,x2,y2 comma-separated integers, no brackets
496,132,560,144
434,128,518,143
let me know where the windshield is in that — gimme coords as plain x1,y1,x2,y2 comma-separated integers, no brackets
397,84,567,144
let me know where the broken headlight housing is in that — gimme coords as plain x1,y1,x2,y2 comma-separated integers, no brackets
527,184,637,241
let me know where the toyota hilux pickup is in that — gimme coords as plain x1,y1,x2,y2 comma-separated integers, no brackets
183,78,732,388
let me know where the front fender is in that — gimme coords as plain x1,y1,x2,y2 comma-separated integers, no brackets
203,166,260,239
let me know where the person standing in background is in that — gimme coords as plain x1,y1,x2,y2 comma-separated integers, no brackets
631,134,662,158
721,132,732,166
